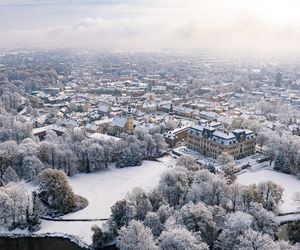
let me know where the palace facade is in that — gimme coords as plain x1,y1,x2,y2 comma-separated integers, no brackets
187,126,256,159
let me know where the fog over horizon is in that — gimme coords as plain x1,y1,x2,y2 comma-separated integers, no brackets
1,0,300,56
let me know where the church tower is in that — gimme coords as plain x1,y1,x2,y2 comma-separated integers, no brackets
125,105,134,134
169,103,175,121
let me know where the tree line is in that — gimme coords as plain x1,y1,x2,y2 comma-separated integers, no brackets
0,127,167,186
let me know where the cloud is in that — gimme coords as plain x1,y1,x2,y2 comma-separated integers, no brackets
1,0,300,55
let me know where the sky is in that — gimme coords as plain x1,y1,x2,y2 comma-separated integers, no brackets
0,0,300,55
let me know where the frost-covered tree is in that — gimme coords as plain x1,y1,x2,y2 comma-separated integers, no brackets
73,140,90,173
0,188,10,225
116,152,143,168
87,143,105,172
228,183,243,212
103,143,113,168
144,212,164,237
15,141,39,178
229,117,246,130
277,241,300,250
158,227,209,250
217,152,238,184
153,133,167,157
257,181,283,212
110,199,136,229
214,211,253,250
38,169,77,214
217,152,234,167
38,141,59,169
222,162,238,185
148,188,167,211
2,166,19,185
178,202,215,245
56,149,77,176
157,204,173,224
127,187,153,221
245,202,278,238
1,182,32,229
144,134,156,158
238,184,263,211
256,130,269,149
112,140,127,162
176,156,199,171
27,191,42,232
208,205,226,232
92,224,114,250
268,132,300,175
158,167,189,207
10,121,32,143
233,229,278,250
117,220,157,250
22,155,45,181
0,149,12,181
44,130,58,142
70,127,85,142
187,170,229,207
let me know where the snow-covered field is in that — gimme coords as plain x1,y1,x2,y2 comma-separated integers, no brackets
237,169,300,213
64,156,174,220
0,156,175,246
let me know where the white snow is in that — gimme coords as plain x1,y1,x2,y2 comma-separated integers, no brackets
64,156,174,220
0,156,174,246
237,169,300,213
276,213,300,225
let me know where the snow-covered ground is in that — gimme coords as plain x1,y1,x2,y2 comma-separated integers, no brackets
237,169,300,213
64,156,174,220
0,156,175,246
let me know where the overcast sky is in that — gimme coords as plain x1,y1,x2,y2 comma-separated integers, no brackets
0,0,300,55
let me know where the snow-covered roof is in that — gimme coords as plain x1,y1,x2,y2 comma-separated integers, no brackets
164,131,177,140
32,124,66,135
99,104,110,113
89,133,121,142
111,116,127,128
94,117,114,125
85,123,98,131
189,125,255,146
62,118,79,127
213,131,236,140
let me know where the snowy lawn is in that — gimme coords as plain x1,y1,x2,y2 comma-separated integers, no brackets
237,169,300,213
0,156,175,246
63,156,175,220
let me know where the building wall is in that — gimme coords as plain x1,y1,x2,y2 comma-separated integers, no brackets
165,128,189,148
187,133,256,159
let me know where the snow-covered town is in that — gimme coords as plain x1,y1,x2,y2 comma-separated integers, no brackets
1,1,300,250
0,50,300,250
